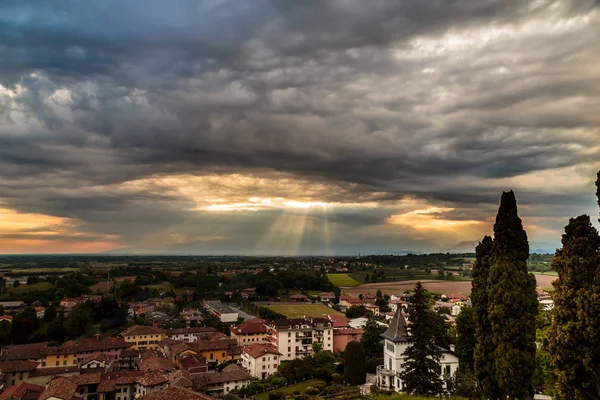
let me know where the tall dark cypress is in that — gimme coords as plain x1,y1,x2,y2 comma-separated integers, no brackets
400,282,443,396
548,215,600,399
487,191,538,399
471,236,502,399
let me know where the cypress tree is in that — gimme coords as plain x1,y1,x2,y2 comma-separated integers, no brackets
472,236,502,399
549,213,600,399
487,191,538,399
343,340,366,385
400,282,443,396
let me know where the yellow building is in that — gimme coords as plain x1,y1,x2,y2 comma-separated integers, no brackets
40,346,78,368
121,325,165,350
230,321,268,346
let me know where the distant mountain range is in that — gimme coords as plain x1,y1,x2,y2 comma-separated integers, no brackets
447,240,558,254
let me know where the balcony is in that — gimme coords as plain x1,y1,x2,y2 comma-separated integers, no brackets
376,365,398,377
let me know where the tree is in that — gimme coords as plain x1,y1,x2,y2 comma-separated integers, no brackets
472,236,501,399
360,318,386,372
399,282,443,396
65,303,94,338
376,289,383,298
345,305,366,318
487,191,538,399
343,341,366,385
364,274,369,282
44,305,57,322
0,320,11,345
549,214,600,399
13,280,20,288
455,306,475,371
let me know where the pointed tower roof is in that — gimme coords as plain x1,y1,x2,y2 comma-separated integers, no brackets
380,307,408,343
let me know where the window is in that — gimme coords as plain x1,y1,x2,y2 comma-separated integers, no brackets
63,360,67,366
56,361,59,366
262,365,266,370
11,380,15,386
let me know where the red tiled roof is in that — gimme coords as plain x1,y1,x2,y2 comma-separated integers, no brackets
140,386,214,400
97,371,145,392
39,377,79,400
68,373,102,386
242,343,281,358
135,371,169,387
164,327,217,335
0,360,39,373
0,342,48,361
136,357,175,372
324,314,349,328
29,365,79,377
230,320,267,335
180,354,206,370
80,352,115,366
333,327,364,335
0,382,44,400
122,325,163,336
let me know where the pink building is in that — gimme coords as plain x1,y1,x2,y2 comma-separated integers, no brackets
333,328,364,352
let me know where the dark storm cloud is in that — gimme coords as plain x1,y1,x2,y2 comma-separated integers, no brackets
0,0,598,252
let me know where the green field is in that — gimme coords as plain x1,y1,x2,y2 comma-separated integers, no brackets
264,303,345,318
256,379,325,400
326,273,360,287
6,281,54,293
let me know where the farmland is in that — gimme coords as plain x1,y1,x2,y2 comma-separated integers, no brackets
263,303,345,318
326,273,360,287
342,273,557,297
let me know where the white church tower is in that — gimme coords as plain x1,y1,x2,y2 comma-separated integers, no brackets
376,307,459,392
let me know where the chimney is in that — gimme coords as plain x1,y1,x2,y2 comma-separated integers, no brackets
449,344,455,352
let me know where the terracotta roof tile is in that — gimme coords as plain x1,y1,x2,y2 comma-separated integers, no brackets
0,342,48,361
140,386,215,400
39,377,78,400
135,371,169,387
242,343,281,358
0,382,44,400
122,325,163,336
0,360,39,373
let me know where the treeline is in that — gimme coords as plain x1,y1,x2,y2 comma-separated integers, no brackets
360,253,474,268
242,301,286,320
0,295,128,346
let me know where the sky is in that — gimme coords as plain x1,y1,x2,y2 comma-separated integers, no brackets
0,0,599,255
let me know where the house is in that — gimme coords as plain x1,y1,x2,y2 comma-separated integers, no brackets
59,298,81,310
34,307,45,319
0,381,44,400
160,340,200,368
38,377,79,400
319,292,336,303
128,302,155,318
193,364,252,396
0,360,39,389
332,328,364,352
241,344,281,379
362,293,377,303
240,288,256,299
40,336,130,368
180,309,203,326
230,319,268,346
364,303,380,316
79,353,115,374
96,371,145,400
180,354,208,376
135,350,176,373
289,293,309,302
376,308,459,393
441,293,469,302
389,299,409,314
537,289,551,301
192,337,241,364
266,317,333,361
203,301,238,323
164,327,218,343
433,301,462,316
0,302,24,312
339,296,362,310
121,326,165,350
0,315,13,325
390,294,411,302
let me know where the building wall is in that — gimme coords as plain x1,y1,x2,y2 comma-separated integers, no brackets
332,332,363,352
42,352,78,368
2,370,32,388
123,333,165,350
242,353,279,379
231,331,268,345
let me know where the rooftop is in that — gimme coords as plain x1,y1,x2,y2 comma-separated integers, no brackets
140,386,214,400
39,377,78,400
242,343,281,358
123,325,164,336
0,360,39,373
381,307,409,343
204,301,237,315
0,382,44,400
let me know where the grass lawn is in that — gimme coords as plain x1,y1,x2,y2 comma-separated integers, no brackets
256,379,325,400
264,303,345,318
6,281,54,293
327,273,360,287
